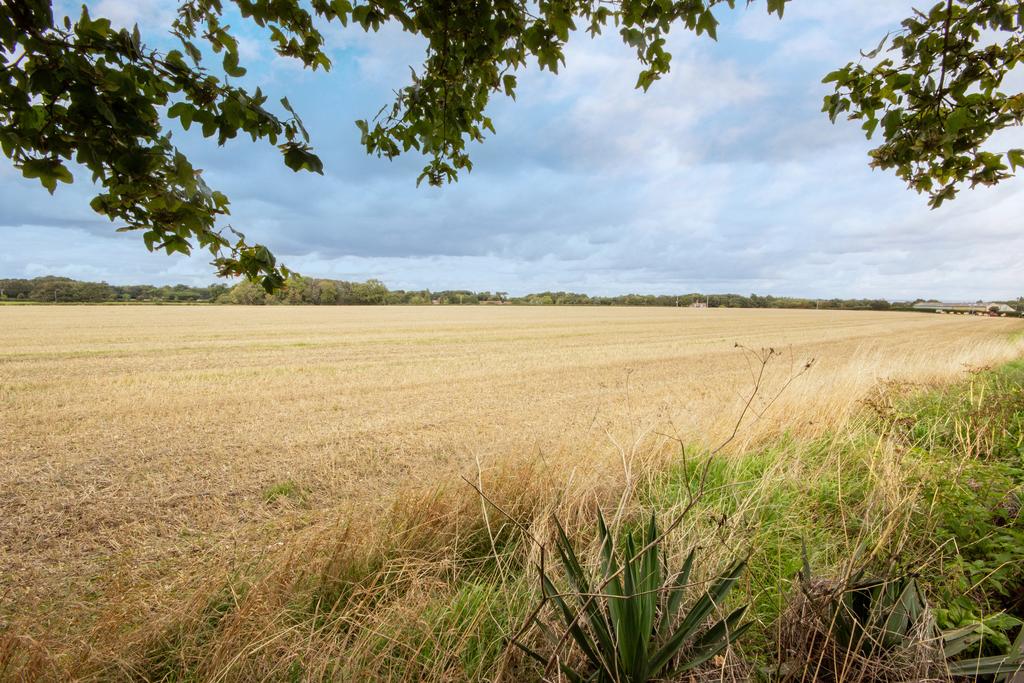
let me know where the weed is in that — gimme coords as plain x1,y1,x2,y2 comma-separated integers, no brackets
262,480,305,505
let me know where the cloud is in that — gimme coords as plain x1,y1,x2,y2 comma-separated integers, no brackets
0,225,215,285
88,0,177,29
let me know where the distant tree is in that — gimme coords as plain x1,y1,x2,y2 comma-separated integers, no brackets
221,280,268,305
274,275,316,304
74,281,114,302
0,278,34,299
22,275,113,302
319,280,338,305
4,1,1022,287
28,276,76,302
351,279,389,305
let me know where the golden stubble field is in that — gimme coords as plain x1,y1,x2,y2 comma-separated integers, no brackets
1,305,1022,646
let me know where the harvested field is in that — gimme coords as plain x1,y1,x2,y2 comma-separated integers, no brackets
1,306,1022,674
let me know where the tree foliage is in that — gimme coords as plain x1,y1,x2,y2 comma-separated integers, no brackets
2,0,1023,287
1,0,326,290
824,0,1024,207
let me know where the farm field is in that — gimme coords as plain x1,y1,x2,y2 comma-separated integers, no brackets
1,306,1023,678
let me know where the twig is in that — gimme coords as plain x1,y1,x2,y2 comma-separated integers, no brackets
936,0,955,99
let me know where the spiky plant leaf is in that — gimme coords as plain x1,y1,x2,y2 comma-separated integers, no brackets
947,653,1024,677
649,557,748,675
526,512,751,682
554,516,617,660
660,549,695,634
676,606,753,674
539,569,604,669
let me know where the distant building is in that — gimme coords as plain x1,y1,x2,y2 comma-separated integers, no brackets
689,301,708,309
912,301,1016,315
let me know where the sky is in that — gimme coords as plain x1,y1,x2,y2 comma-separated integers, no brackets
2,1,1022,299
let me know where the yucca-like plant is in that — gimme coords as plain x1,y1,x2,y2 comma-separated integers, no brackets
516,510,750,682
812,573,930,657
789,552,1024,681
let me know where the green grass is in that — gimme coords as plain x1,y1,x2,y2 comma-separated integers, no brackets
414,579,527,678
134,582,249,682
262,480,306,505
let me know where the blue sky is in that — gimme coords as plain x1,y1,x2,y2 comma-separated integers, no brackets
2,1,1022,299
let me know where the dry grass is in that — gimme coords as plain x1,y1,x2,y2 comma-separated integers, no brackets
1,306,1022,679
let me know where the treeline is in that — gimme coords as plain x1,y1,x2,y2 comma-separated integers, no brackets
217,278,468,305
1,275,1014,311
219,278,897,308
515,291,894,309
0,276,229,302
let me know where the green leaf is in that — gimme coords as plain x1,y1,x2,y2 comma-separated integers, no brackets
181,39,202,64
661,549,695,634
281,97,310,142
1007,148,1024,171
223,51,247,78
947,653,1024,676
860,33,889,59
945,107,971,136
282,145,324,174
821,69,846,84
21,159,73,194
502,74,517,99
696,10,718,40
650,557,747,673
167,102,195,128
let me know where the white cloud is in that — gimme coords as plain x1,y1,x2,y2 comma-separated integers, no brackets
74,0,177,30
